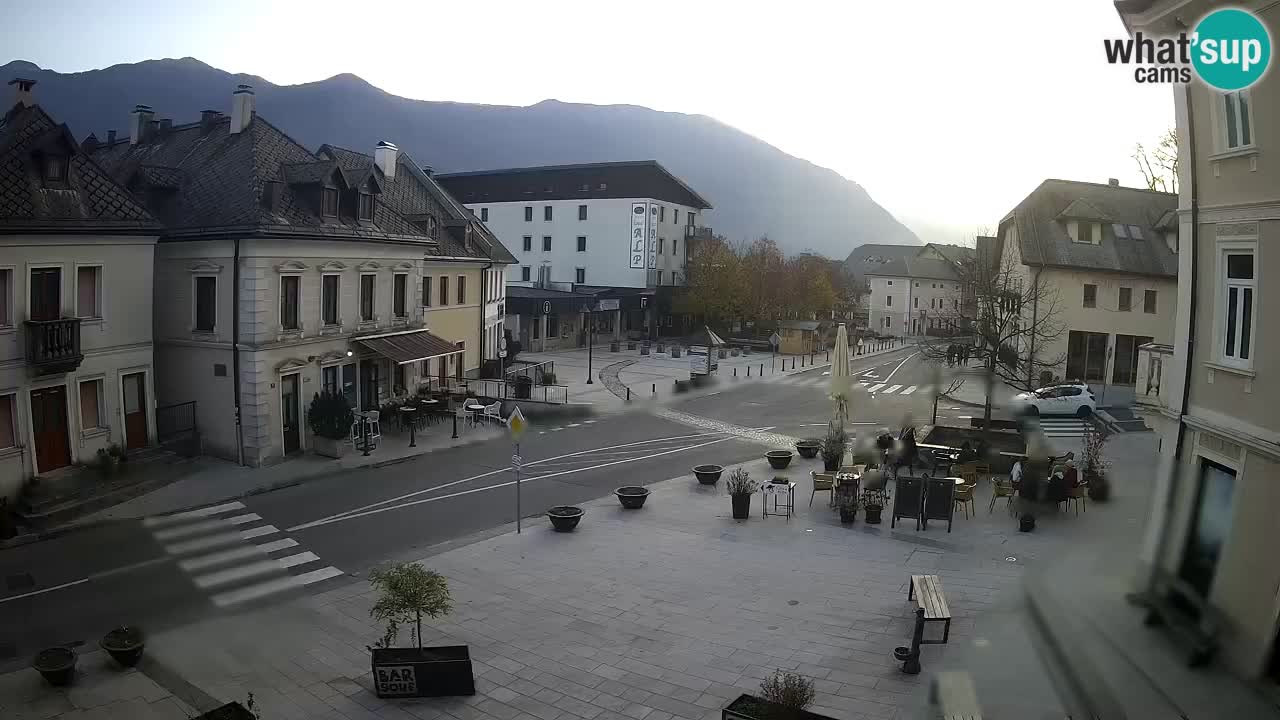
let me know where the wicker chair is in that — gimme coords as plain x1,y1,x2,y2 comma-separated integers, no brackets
989,477,1015,515
811,471,835,507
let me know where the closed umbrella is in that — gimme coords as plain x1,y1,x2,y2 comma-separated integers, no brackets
829,324,852,424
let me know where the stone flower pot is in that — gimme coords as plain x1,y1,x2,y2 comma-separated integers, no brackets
33,647,76,686
765,450,794,470
313,435,349,459
795,440,820,459
100,626,145,668
694,464,723,485
547,506,584,532
615,486,650,509
610,342,620,352
864,505,883,524
671,347,682,358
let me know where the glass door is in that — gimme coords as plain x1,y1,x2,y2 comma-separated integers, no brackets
1179,458,1237,604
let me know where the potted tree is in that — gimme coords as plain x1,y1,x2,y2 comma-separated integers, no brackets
794,438,821,459
100,626,145,667
547,506,584,531
32,647,77,686
723,670,823,720
368,562,474,698
836,486,858,523
308,391,355,459
727,468,758,520
694,464,723,485
820,421,846,472
1082,425,1111,501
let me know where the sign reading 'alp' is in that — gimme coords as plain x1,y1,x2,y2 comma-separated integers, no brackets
629,203,646,269
374,666,418,696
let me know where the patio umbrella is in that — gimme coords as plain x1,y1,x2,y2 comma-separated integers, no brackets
829,324,852,424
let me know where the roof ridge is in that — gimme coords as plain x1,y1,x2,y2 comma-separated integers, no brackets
1042,177,1176,197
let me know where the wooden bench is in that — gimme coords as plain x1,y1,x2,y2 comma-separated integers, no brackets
930,671,982,720
908,574,953,644
1138,569,1222,667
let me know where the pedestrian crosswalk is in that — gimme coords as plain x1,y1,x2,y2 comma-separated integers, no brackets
143,501,343,608
770,372,931,398
1038,417,1091,439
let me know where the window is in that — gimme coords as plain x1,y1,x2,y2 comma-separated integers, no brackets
953,298,958,309
457,275,466,304
578,205,587,221
544,206,553,221
43,155,67,183
480,207,488,222
79,379,104,431
657,271,663,285
439,276,449,306
522,236,532,252
394,364,407,395
421,276,431,307
575,268,586,284
672,239,678,255
886,295,893,307
1119,287,1132,312
280,275,300,330
660,206,665,222
77,266,101,318
393,274,407,318
1083,283,1097,308
524,206,533,222
885,317,892,328
674,209,679,225
195,275,217,331
0,268,10,326
1222,249,1254,364
0,394,15,449
360,274,376,321
577,236,587,252
521,266,531,282
1129,225,1143,240
1224,91,1252,149
1113,334,1154,385
322,365,339,395
658,238,665,254
1066,330,1109,382
1071,221,1099,244
887,280,893,286
914,297,918,308
542,236,552,251
321,188,339,217
357,192,374,220
1144,289,1157,314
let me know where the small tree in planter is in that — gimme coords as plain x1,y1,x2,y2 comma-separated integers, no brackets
726,468,759,520
308,391,355,459
368,562,475,698
820,421,846,472
760,670,815,718
1082,424,1112,501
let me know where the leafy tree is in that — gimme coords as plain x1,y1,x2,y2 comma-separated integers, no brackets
368,562,452,651
740,237,786,322
1134,128,1178,193
679,234,743,326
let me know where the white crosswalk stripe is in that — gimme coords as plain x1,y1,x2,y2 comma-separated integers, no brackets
1039,418,1090,438
901,385,918,395
883,384,902,394
144,502,342,608
768,372,933,398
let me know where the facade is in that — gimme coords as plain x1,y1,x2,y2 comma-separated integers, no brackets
88,88,513,467
1119,0,1280,685
436,162,712,290
865,244,972,336
993,179,1178,405
777,320,824,355
0,82,161,500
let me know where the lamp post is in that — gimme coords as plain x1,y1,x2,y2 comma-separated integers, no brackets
582,304,594,384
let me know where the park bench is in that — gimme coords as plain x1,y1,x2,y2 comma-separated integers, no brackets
1137,568,1222,667
895,574,952,674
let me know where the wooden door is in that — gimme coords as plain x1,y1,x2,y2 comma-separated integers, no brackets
121,372,148,450
29,267,61,321
30,385,70,472
280,373,301,454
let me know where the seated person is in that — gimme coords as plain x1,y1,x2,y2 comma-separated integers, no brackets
957,441,978,463
1063,461,1079,489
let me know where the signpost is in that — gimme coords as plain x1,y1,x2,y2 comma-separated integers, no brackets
582,303,595,385
507,406,527,533
769,331,781,371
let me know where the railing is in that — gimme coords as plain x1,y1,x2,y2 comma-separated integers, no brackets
684,225,714,241
505,361,557,385
418,376,568,405
24,317,83,373
156,401,197,443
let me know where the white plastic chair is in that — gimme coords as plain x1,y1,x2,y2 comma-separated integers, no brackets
365,410,381,443
482,402,502,425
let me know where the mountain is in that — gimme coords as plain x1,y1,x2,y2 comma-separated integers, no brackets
0,58,918,258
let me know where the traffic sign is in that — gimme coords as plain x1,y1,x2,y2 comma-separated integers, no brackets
498,349,508,358
542,301,552,314
512,454,522,469
769,332,782,349
507,405,528,440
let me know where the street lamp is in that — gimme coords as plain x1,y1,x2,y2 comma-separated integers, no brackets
582,303,594,385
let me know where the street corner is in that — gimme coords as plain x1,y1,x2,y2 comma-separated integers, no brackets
0,649,197,720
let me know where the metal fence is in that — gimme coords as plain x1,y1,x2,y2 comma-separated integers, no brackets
420,376,568,405
505,360,557,385
156,401,197,443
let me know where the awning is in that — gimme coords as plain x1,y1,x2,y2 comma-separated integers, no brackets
354,329,463,365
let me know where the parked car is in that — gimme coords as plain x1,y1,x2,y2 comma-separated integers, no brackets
1011,382,1096,417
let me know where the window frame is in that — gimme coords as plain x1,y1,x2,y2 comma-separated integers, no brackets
1222,90,1254,151
578,204,587,221
457,275,466,305
522,236,532,252
1144,289,1157,314
359,273,377,323
544,205,553,222
321,187,340,217
79,377,106,433
357,191,375,221
75,263,103,320
542,236,552,252
1118,286,1132,312
193,273,218,333
521,267,531,282
439,275,449,306
43,154,68,184
279,273,302,331
480,207,488,222
577,236,587,252
421,275,432,308
0,391,16,450
1083,283,1097,309
393,272,408,319
575,267,586,284
0,266,12,329
1216,239,1257,369
524,206,533,222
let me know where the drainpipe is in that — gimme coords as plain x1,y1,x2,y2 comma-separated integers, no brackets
479,261,493,380
1029,264,1044,387
232,237,244,466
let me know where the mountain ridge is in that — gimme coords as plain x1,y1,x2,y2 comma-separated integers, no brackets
1,57,918,258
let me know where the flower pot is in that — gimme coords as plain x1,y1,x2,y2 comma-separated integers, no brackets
795,441,820,459
1019,514,1036,532
100,627,145,667
33,647,76,686
610,342,620,352
656,343,666,353
694,464,723,485
864,506,883,524
194,702,258,719
627,341,636,350
765,450,794,470
839,507,855,524
743,347,752,355
640,347,650,356
313,435,349,459
547,506,584,532
371,646,475,698
671,347,682,358
615,486,650,509
822,455,841,471
730,493,752,520
723,694,839,720
731,349,740,357
717,348,727,359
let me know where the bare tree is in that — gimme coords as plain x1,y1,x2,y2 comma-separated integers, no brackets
1134,128,1179,193
914,243,1068,439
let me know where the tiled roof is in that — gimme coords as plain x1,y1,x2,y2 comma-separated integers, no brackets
1004,179,1177,278
435,160,712,210
281,160,341,186
0,102,158,233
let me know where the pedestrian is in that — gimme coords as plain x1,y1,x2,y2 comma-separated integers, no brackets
961,344,969,366
946,345,955,367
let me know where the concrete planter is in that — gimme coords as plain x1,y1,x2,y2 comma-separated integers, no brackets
671,347,682,358
547,506,584,532
32,647,76,686
694,464,723,484
765,450,794,470
615,486,650,509
371,646,475,698
313,435,349,459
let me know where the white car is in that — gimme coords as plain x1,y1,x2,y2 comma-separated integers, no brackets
1011,382,1096,417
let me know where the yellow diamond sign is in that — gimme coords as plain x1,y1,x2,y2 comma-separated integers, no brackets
507,406,528,441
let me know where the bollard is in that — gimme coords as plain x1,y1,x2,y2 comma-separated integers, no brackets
735,367,738,377
627,386,631,402
760,363,764,375
745,366,749,377
452,412,458,439
652,383,656,396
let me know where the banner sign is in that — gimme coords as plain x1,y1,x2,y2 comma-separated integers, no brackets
630,203,646,269
647,203,659,269
596,299,620,312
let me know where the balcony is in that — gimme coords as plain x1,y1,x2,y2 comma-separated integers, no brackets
684,225,714,241
25,318,83,374
1134,342,1174,415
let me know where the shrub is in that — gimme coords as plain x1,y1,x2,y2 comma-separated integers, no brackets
541,371,558,385
820,420,846,463
308,391,355,441
368,562,452,651
760,670,814,717
726,468,757,496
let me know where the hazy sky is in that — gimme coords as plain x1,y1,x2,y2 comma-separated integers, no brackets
3,0,1173,246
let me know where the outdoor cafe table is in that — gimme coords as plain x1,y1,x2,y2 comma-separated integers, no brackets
465,403,485,428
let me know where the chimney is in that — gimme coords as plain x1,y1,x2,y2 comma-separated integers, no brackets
200,109,222,134
158,118,173,134
81,133,99,153
8,78,35,107
420,164,433,177
129,104,154,144
106,130,116,144
374,141,398,179
1108,178,1120,187
230,84,255,134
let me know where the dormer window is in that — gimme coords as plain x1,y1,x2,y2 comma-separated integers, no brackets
43,155,68,184
321,187,339,217
358,191,375,220
427,215,438,237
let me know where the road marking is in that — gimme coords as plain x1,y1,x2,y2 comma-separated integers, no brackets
901,385,918,395
287,430,729,530
0,577,89,604
277,551,321,569
287,434,742,532
152,513,262,541
143,501,246,528
567,423,581,427
194,559,282,588
884,384,903,394
239,525,279,540
210,566,344,608
179,539,299,572
867,384,886,393
881,351,918,385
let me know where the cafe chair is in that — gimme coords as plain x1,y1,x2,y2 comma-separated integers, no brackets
810,471,835,507
954,482,975,519
1066,484,1087,515
973,463,992,484
365,411,381,443
482,402,503,425
989,477,1015,515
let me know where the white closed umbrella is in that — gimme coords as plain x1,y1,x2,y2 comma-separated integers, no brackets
829,324,852,424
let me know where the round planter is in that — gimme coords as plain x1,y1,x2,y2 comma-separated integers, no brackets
839,508,855,524
610,342,620,353
671,347,682,358
892,646,913,662
694,464,723,485
615,486,650,510
730,493,752,520
864,506,883,524
1019,514,1036,533
795,442,820,459
100,627,145,668
656,344,666,353
33,647,76,687
822,456,841,472
547,506,584,532
765,451,794,470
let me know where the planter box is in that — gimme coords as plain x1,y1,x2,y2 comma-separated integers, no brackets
723,694,837,720
671,347,682,358
610,342,620,352
372,646,475,698
313,435,350,459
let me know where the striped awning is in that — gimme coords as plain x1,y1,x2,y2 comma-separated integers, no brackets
354,329,462,365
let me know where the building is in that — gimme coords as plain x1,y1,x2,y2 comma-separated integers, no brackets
88,86,514,467
994,179,1178,405
777,320,825,355
0,80,161,500
1119,0,1280,687
865,244,973,336
437,162,712,344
